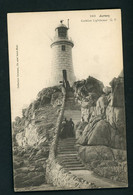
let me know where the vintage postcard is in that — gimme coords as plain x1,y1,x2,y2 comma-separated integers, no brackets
7,9,128,191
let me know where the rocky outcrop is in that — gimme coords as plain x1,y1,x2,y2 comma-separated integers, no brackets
73,76,104,100
96,95,108,115
78,146,128,183
12,85,63,189
12,71,127,188
75,121,88,139
73,71,127,184
77,117,111,147
14,106,58,148
109,76,124,107
74,71,126,150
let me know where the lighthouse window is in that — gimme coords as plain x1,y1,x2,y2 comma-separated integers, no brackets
58,28,66,37
62,45,66,51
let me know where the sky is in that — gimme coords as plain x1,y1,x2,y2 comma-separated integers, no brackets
7,9,123,120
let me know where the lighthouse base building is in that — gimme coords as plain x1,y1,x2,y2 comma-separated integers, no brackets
50,21,76,86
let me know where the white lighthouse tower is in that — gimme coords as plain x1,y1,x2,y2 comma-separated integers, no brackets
50,20,76,86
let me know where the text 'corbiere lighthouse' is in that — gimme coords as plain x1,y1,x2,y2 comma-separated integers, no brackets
50,20,76,86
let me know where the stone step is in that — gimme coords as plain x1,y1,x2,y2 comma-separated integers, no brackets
58,146,76,149
64,166,86,170
58,146,75,149
63,162,85,167
67,97,74,99
60,159,82,163
58,145,75,148
58,157,81,162
58,151,77,155
57,155,78,159
59,138,76,141
58,142,76,145
59,139,76,142
57,153,77,156
62,164,85,169
61,161,84,166
57,158,80,163
58,144,75,147
66,167,86,171
57,155,79,159
59,142,76,145
57,137,86,171
59,143,75,146
58,143,76,146
58,149,76,152
57,154,78,157
59,139,76,141
59,157,81,161
66,100,74,102
58,148,77,152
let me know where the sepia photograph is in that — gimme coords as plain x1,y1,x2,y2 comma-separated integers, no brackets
7,9,128,191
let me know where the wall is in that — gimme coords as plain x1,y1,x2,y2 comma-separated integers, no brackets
46,158,96,189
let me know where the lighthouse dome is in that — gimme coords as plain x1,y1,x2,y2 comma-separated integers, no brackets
55,23,68,30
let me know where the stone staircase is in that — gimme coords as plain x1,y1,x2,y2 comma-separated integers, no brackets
65,90,80,110
57,137,86,170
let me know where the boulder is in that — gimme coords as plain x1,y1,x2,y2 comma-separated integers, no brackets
109,76,124,107
87,120,111,146
14,172,45,188
81,107,96,122
112,148,127,161
81,93,98,108
106,105,125,131
85,76,104,95
78,146,115,163
51,91,63,107
106,105,126,149
95,95,108,115
73,76,104,99
77,117,111,147
13,160,24,169
75,121,88,139
103,86,111,94
77,123,91,145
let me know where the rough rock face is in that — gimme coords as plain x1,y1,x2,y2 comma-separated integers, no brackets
75,121,88,139
73,76,104,100
74,71,127,183
109,76,124,107
87,120,111,146
96,95,108,115
74,71,126,150
73,76,104,123
106,105,126,149
77,117,111,147
81,93,99,108
14,106,58,148
12,85,63,189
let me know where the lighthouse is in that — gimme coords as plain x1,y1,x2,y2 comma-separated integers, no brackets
50,20,76,86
